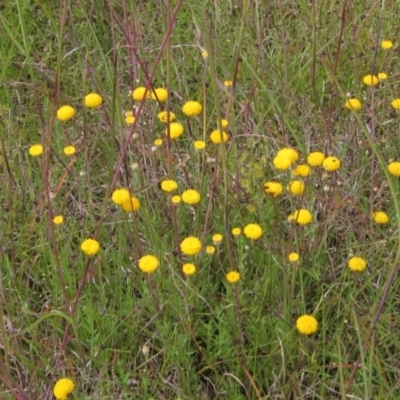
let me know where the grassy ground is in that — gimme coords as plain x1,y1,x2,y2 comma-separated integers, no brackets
1,1,400,399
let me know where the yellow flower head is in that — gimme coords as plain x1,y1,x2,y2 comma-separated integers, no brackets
296,315,318,335
273,155,292,170
220,119,229,128
381,40,393,49
212,234,223,246
292,164,311,177
277,148,299,163
150,87,168,102
121,196,140,212
182,263,196,275
165,122,184,139
287,180,305,195
171,195,181,204
288,209,312,225
180,236,202,256
391,99,400,110
344,98,362,110
206,245,216,255
224,80,233,87
111,188,130,205
307,152,325,166
53,215,64,225
138,255,159,273
81,238,100,256
231,227,241,237
181,189,201,205
194,140,206,150
322,156,341,172
288,252,299,263
125,116,135,124
373,211,389,225
157,111,176,123
57,105,76,122
161,179,178,192
226,271,240,283
53,378,75,400
29,144,43,157
388,161,400,177
154,139,163,146
243,223,263,240
263,181,283,197
348,256,367,272
182,101,202,116
132,86,149,101
84,92,103,108
363,74,379,86
210,130,229,144
378,72,388,80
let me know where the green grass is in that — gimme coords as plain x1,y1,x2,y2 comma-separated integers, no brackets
1,0,400,399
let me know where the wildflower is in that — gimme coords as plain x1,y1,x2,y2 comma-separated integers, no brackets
157,111,176,123
292,164,311,177
53,215,64,225
273,155,292,170
125,116,135,124
182,263,196,275
111,188,130,205
57,105,76,122
29,144,43,157
201,50,208,58
194,140,206,150
182,101,202,116
81,239,100,256
161,179,178,192
132,86,148,101
373,211,389,224
154,139,163,146
263,181,283,197
348,256,367,272
307,152,325,166
220,119,229,128
138,255,159,273
226,271,240,283
344,98,362,110
165,122,184,139
287,180,305,195
125,110,133,117
288,209,312,225
206,245,216,255
181,189,201,205
378,72,388,80
121,196,140,212
288,252,299,263
388,161,400,177
323,156,341,171
212,234,223,246
232,227,241,237
63,146,76,156
381,40,393,49
150,88,168,102
391,99,400,110
171,195,181,204
180,236,202,256
84,92,103,108
296,315,318,335
210,130,229,144
53,378,75,400
224,80,233,87
277,148,298,163
243,223,263,240
363,74,379,86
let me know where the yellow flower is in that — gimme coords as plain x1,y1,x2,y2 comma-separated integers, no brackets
373,211,389,225
212,234,223,246
63,146,76,156
181,189,201,205
348,256,367,272
180,236,202,256
288,209,312,225
201,50,208,58
224,80,233,87
125,116,135,124
292,164,311,177
132,86,149,101
226,271,240,283
165,122,184,139
378,72,388,80
220,119,229,128
171,195,181,204
84,92,103,108
323,156,341,171
81,239,100,256
161,179,178,192
57,105,76,122
182,101,202,116
288,252,299,263
210,130,229,144
307,152,325,166
150,87,168,102
263,181,283,197
243,223,263,240
206,245,216,255
277,148,298,163
53,378,75,400
273,155,292,170
287,180,305,195
391,99,400,110
388,161,400,177
344,98,362,110
231,227,241,237
157,111,176,123
296,315,318,335
154,139,163,146
53,215,64,225
194,140,206,150
138,255,159,273
121,196,140,212
363,74,379,86
111,188,130,205
182,263,196,275
381,40,393,49
29,144,43,157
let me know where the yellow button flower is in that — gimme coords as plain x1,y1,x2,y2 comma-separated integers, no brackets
372,211,389,225
391,99,400,110
180,236,202,256
206,245,216,255
296,315,318,335
288,252,299,263
138,255,159,273
161,179,178,192
212,234,223,246
210,130,229,144
111,188,130,205
194,140,206,150
292,164,311,177
276,148,298,163
132,86,148,101
57,105,76,121
263,181,283,197
84,92,103,108
388,161,400,177
344,98,362,110
243,223,263,240
157,111,176,123
288,209,312,225
307,152,325,166
165,122,184,139
348,256,367,272
63,146,76,156
287,180,305,195
53,215,64,225
231,227,241,237
182,263,196,275
53,378,75,400
121,196,140,212
81,239,100,256
363,74,379,86
29,144,43,157
150,87,168,102
181,189,201,205
323,156,341,172
381,40,393,49
226,271,240,283
182,101,202,116
273,155,292,170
